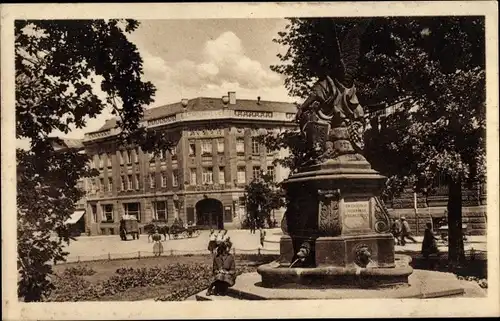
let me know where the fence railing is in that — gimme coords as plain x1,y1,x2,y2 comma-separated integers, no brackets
60,246,279,264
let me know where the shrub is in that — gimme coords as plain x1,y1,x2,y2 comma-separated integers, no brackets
63,265,96,277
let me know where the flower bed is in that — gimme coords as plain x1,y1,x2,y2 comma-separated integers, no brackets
47,259,257,301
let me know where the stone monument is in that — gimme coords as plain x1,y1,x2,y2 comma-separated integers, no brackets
257,20,412,288
195,20,472,300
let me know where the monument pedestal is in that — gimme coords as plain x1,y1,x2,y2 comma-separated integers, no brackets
195,270,472,301
258,155,415,289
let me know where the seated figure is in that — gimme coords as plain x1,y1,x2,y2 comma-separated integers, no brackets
206,242,236,296
421,223,440,259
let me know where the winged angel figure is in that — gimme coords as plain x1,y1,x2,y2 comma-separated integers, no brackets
296,19,371,165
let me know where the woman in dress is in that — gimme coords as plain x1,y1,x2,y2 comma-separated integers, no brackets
152,228,164,257
207,229,217,254
216,229,227,247
206,242,236,296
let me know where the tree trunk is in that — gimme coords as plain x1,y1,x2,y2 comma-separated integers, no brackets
447,178,465,265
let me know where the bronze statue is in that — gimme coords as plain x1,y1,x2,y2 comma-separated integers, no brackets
296,20,371,165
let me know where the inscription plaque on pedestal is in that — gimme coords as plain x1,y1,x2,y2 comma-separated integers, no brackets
343,201,370,230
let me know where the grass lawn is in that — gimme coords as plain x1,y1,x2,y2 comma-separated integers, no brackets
50,254,277,301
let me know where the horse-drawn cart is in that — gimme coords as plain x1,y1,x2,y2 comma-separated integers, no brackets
169,224,201,239
119,215,140,241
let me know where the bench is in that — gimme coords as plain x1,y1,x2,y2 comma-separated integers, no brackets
437,224,468,241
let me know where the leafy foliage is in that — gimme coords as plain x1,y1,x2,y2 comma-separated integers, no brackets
243,172,285,228
63,265,96,277
16,20,167,301
270,17,485,263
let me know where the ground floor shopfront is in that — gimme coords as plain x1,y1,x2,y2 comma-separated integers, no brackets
84,189,286,236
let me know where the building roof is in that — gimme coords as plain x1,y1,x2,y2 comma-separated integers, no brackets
50,137,85,151
95,96,297,132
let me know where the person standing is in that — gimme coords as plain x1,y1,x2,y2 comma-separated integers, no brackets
400,217,418,246
152,228,164,257
216,229,227,246
259,227,266,248
207,229,217,254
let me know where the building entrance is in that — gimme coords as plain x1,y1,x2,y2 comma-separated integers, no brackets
195,198,224,230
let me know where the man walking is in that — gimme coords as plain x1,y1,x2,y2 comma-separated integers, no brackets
400,216,418,246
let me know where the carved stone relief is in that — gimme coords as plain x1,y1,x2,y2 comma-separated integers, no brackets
317,189,341,236
373,197,391,233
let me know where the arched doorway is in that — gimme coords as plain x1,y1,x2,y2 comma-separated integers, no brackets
196,198,224,229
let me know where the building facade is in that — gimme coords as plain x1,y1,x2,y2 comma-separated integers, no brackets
82,92,296,235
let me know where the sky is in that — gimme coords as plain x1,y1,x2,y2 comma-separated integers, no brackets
16,18,295,149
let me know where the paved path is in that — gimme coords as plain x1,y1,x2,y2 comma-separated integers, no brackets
63,229,486,263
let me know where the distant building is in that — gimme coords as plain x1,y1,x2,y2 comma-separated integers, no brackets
81,92,297,235
49,138,87,235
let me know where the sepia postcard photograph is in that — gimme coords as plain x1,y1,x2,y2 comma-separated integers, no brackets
1,1,499,320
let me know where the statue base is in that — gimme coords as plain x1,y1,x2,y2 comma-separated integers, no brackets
194,269,472,301
269,153,412,289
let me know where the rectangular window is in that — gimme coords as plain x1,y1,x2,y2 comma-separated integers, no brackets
253,166,261,180
102,204,114,222
161,172,167,187
237,167,246,184
224,206,232,223
218,167,225,185
107,153,112,167
124,202,141,221
134,147,140,163
135,174,140,190
120,176,125,191
108,177,113,192
201,140,212,155
170,146,177,158
91,204,98,223
251,138,260,155
173,200,179,218
172,169,179,187
119,151,124,165
127,174,133,190
267,166,276,182
190,168,197,185
189,141,196,156
238,197,246,218
236,138,245,154
99,154,104,168
153,201,168,221
99,178,104,191
202,167,213,185
149,173,156,189
217,139,224,154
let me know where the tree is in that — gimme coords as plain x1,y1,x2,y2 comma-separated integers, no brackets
16,19,170,301
270,17,485,264
243,172,285,229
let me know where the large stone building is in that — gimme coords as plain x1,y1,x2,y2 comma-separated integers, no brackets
81,92,297,235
